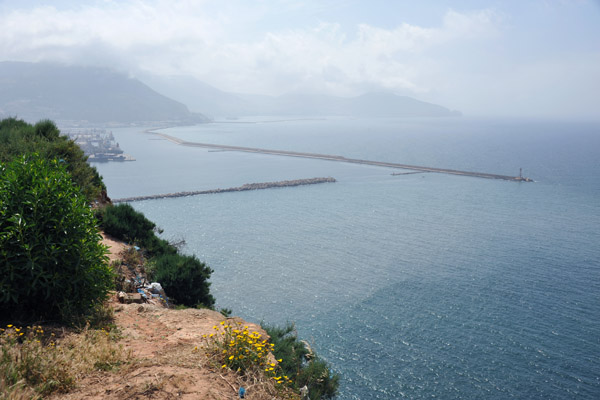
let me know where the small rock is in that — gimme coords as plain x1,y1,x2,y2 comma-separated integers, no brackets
126,293,144,304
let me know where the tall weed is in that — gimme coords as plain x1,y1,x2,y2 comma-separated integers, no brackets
0,324,127,398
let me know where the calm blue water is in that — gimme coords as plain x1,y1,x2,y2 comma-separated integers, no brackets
95,117,600,399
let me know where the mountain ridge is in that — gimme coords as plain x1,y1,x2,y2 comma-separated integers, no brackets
0,62,208,125
140,74,462,118
0,61,461,123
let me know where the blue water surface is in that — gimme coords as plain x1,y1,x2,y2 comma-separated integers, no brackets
95,117,600,399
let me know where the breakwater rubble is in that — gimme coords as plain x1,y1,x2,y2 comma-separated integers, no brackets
113,177,336,203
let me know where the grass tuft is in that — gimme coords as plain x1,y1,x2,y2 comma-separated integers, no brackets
0,323,128,398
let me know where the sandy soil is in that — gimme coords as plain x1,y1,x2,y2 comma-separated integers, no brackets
100,232,128,264
49,234,293,400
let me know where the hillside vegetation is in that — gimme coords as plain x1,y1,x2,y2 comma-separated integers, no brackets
0,118,338,399
0,117,105,201
98,203,215,309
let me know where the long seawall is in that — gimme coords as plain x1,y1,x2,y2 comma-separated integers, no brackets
113,177,336,203
153,132,532,182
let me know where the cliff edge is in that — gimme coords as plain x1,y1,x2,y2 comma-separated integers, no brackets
48,234,295,399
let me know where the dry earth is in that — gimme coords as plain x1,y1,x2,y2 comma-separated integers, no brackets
49,234,295,400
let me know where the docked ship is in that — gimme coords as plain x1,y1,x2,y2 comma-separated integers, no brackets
62,128,135,162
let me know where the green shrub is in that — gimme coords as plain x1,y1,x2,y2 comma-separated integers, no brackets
0,118,105,202
49,138,105,201
218,307,232,317
0,154,113,322
265,323,340,400
99,203,155,242
99,204,215,309
99,203,175,256
149,253,215,308
34,119,60,141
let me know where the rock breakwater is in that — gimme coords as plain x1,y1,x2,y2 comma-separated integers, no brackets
112,177,336,203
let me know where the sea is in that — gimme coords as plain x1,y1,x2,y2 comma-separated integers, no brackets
94,117,600,399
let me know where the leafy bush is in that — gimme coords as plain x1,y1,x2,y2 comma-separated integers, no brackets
0,118,105,202
0,154,113,322
98,203,155,242
265,323,340,400
99,203,215,308
149,253,215,308
99,203,175,256
34,119,60,141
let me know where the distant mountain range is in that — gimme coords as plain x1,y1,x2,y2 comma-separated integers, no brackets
140,74,461,118
0,61,460,125
0,62,207,125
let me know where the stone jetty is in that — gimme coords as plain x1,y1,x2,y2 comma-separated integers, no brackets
112,177,336,203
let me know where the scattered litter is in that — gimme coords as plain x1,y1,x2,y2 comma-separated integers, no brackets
148,282,164,294
300,385,310,400
133,274,146,287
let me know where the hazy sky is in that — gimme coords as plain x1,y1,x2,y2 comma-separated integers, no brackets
1,0,599,119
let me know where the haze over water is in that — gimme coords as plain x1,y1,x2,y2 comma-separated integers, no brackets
97,117,600,399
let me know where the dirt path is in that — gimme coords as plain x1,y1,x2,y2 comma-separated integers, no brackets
100,232,128,264
50,234,291,399
57,303,272,399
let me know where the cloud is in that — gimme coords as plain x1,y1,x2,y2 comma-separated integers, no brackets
192,8,501,96
2,1,597,118
0,2,501,97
